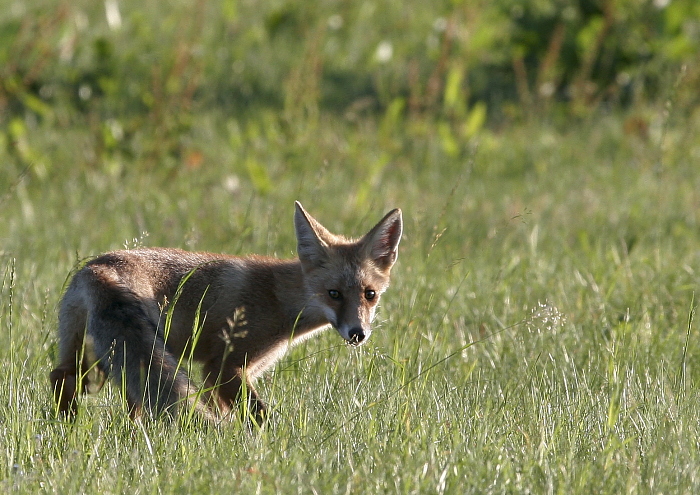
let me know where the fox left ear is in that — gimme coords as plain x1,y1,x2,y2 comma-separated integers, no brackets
363,208,403,271
294,201,334,267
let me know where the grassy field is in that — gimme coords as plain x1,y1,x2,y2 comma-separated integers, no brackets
2,2,700,493
2,105,700,493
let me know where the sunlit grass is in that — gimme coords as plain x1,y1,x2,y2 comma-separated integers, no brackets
2,106,700,493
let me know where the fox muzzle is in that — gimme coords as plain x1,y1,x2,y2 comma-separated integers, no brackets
347,327,367,346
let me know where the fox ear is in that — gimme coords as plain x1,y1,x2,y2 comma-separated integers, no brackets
294,201,332,266
362,208,403,271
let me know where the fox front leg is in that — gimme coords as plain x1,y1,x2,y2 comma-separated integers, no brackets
202,362,267,426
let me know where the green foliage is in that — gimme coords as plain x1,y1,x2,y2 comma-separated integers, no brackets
0,0,697,132
1,0,698,183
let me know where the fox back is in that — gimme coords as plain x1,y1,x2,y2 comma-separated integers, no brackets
50,201,402,424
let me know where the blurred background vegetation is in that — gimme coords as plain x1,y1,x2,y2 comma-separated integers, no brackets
1,0,698,185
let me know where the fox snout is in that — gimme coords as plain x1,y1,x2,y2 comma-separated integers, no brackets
336,321,372,346
347,327,367,346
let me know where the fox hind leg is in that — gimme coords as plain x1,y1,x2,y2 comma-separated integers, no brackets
50,302,94,417
88,308,196,419
51,266,215,422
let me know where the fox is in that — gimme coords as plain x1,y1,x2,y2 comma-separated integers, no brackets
49,201,402,424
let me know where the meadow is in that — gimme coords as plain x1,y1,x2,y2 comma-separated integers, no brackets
2,1,700,493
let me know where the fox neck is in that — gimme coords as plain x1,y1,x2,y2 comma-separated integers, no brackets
272,259,332,341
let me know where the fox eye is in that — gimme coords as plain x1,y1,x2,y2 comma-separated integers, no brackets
328,290,341,300
365,289,376,300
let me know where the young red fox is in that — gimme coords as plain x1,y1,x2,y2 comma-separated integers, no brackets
50,202,402,423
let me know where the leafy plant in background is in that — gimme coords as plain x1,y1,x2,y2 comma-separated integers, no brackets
0,0,697,182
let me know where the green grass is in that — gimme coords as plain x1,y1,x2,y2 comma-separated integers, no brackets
2,105,700,493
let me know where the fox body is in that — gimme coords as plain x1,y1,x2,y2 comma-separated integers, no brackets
50,202,402,423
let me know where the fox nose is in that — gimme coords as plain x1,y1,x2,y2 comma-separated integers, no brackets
348,327,366,345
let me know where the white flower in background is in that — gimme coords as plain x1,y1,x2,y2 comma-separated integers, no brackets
375,41,393,63
328,14,343,30
105,0,122,30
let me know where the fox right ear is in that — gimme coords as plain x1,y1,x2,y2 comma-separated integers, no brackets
362,208,403,271
294,201,331,267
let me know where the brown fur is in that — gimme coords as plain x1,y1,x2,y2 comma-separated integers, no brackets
50,202,402,424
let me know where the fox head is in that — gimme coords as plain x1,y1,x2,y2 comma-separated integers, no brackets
294,201,403,346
